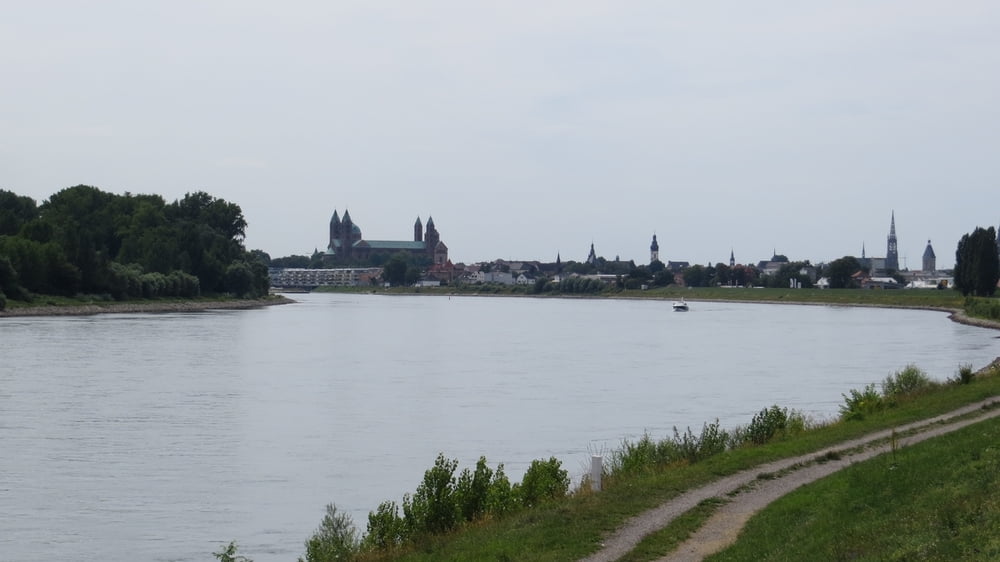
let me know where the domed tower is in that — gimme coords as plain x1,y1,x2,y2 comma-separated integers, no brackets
922,240,936,272
650,234,659,264
414,217,423,242
886,211,899,271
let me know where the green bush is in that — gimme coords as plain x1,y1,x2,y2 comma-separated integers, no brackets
952,363,976,385
363,501,406,550
964,296,1000,320
882,364,935,399
299,503,359,562
840,383,885,421
745,405,789,445
402,453,459,535
454,456,493,522
484,463,516,517
517,457,569,507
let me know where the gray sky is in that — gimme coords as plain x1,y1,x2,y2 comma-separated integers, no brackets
3,2,999,269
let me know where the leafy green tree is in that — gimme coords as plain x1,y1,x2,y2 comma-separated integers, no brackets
271,255,312,268
826,256,862,289
713,263,731,286
299,504,358,562
402,453,459,535
683,264,708,287
38,185,119,292
404,266,422,286
224,262,255,297
383,253,408,286
955,227,999,297
249,249,270,265
0,190,38,236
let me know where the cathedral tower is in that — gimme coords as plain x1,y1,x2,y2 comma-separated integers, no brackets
650,234,659,263
414,217,423,242
922,240,936,272
329,210,342,247
886,211,899,271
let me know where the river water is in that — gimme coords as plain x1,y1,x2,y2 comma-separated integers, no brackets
1,293,997,561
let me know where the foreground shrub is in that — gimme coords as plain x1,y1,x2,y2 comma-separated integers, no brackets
517,457,569,507
882,364,935,400
840,383,884,421
403,453,459,535
214,541,252,562
454,456,493,521
363,501,406,551
951,363,975,385
745,405,789,445
299,504,359,562
674,420,729,463
484,463,516,517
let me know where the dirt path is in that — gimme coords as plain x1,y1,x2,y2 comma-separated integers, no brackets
579,397,1000,562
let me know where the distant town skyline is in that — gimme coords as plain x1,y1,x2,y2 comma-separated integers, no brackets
4,2,999,269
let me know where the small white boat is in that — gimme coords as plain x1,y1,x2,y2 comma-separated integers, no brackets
672,299,689,312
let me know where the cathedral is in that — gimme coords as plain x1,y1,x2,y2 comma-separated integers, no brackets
325,210,448,265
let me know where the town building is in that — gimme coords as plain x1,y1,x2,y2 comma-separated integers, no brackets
325,210,448,265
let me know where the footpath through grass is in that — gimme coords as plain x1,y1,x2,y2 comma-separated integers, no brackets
710,414,1000,561
369,368,1000,562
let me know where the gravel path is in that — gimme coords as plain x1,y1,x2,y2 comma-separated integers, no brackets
579,397,1000,562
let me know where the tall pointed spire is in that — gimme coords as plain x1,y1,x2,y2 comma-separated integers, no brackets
886,210,899,271
730,248,735,268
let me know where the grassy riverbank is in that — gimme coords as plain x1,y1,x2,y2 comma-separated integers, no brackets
318,284,967,308
709,414,1000,560
313,361,1000,562
0,294,292,316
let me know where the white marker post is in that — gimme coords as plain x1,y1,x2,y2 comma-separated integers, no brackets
591,455,603,492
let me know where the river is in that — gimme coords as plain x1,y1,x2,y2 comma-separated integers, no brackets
1,293,997,561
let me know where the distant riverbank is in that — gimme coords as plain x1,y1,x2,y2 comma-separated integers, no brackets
0,295,294,317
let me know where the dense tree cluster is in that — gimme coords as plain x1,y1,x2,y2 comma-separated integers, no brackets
0,185,269,305
954,226,999,297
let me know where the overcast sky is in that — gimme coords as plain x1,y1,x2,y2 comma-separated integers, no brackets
3,2,999,268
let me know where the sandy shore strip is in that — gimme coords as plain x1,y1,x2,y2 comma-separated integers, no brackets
0,295,294,317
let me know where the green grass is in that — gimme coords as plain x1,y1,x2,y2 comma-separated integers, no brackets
319,284,968,310
709,415,1000,561
359,368,1000,561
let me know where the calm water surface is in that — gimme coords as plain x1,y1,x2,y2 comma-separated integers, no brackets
1,293,998,561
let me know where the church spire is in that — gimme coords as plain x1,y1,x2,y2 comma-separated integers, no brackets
730,248,735,268
650,233,659,263
886,210,899,271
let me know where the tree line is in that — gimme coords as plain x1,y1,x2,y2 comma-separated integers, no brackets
0,185,269,308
